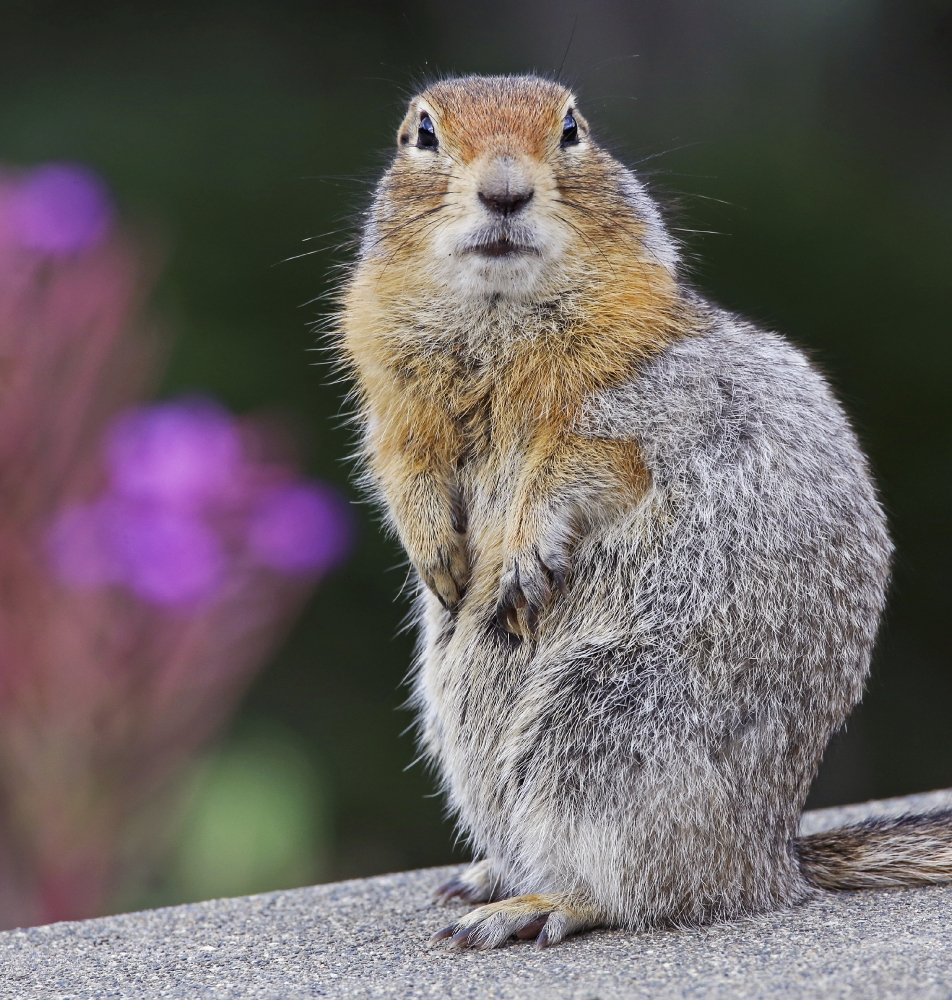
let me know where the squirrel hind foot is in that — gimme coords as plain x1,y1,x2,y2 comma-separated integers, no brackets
432,858,499,905
430,893,602,950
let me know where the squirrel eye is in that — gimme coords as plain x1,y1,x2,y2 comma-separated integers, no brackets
417,114,438,149
561,113,579,146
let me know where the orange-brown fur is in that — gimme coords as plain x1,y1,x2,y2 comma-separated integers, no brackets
341,76,687,631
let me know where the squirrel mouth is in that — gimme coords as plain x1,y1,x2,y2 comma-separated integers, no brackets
468,238,538,259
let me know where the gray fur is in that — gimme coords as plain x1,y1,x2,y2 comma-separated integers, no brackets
617,172,680,275
338,74,948,942
411,307,893,930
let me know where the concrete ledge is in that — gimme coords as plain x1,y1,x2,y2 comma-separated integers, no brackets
2,790,952,999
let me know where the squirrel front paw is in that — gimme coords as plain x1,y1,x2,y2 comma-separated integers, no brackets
416,532,470,610
496,543,570,636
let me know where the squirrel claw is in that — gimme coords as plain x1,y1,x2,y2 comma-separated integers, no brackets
514,917,547,940
430,893,599,950
419,537,470,610
495,588,527,636
434,876,491,904
497,547,570,636
433,877,466,903
449,927,476,949
434,859,498,904
429,924,456,944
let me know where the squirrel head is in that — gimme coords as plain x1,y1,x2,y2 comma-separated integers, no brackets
362,75,678,303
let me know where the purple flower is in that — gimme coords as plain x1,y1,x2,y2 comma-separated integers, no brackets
49,498,225,607
106,399,242,511
110,504,224,606
247,482,353,576
8,164,112,255
48,397,354,607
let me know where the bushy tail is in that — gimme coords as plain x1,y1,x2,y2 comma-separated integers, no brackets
796,810,952,890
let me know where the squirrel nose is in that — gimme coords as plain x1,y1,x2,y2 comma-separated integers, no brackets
478,188,534,217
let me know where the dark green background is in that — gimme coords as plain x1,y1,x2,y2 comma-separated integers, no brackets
2,0,950,883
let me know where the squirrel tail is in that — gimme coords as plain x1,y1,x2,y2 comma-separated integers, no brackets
796,809,952,890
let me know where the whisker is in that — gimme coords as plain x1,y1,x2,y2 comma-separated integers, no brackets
371,211,452,287
557,198,645,254
273,245,340,266
365,204,447,254
300,227,352,243
552,211,617,278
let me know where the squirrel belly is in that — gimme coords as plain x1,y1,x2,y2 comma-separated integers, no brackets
336,75,945,950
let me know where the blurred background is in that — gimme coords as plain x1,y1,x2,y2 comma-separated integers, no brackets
0,0,949,924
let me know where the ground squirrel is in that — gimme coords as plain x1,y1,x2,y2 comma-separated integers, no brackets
337,75,952,949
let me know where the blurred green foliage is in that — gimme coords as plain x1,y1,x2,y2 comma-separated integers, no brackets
1,0,950,894
169,722,327,904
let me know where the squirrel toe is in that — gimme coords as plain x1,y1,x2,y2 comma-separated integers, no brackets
433,859,499,904
496,546,571,636
431,893,601,950
419,535,470,609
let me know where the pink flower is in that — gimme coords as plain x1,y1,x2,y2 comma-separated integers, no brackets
111,504,225,605
0,164,356,929
248,482,353,576
106,399,243,511
48,397,356,607
48,498,225,606
6,164,112,256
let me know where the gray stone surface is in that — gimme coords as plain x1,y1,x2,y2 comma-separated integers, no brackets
2,791,952,1000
